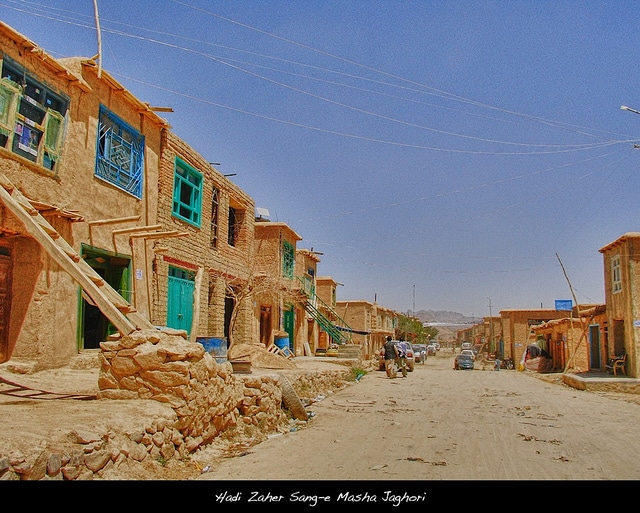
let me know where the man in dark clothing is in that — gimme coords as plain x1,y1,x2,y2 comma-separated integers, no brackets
382,336,398,378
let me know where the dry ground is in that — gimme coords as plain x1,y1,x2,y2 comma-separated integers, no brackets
2,348,640,482
0,349,353,480
196,348,640,481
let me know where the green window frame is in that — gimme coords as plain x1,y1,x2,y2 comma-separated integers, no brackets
0,56,69,172
282,240,295,279
172,157,202,226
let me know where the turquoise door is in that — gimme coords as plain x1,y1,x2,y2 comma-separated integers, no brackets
167,266,194,335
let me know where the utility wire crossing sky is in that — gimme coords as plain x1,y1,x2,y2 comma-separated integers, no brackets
2,0,640,318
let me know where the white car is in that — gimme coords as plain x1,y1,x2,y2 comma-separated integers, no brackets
460,349,475,359
378,340,415,372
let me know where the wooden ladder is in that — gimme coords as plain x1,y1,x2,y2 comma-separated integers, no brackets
0,174,155,335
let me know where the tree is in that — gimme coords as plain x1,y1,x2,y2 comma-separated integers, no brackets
397,314,438,343
210,238,293,351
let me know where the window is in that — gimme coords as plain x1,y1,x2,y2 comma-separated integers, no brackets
210,186,219,249
301,275,313,295
282,240,295,279
227,205,245,247
228,207,238,246
96,106,144,197
172,158,202,226
0,57,69,172
612,255,622,293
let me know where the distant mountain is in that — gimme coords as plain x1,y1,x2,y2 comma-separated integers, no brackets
413,310,475,324
412,310,475,343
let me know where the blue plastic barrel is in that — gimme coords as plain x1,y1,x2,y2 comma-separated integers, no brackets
196,337,227,364
274,336,292,357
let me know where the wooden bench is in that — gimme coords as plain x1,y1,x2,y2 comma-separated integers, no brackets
606,354,627,376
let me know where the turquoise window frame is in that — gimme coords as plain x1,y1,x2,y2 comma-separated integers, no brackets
172,157,203,227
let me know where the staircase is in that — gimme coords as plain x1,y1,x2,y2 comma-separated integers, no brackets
298,281,353,346
0,174,154,335
304,300,350,345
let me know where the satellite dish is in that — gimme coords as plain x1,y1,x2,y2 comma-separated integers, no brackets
256,207,270,219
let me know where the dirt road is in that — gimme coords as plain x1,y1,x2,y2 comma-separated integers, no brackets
196,349,640,482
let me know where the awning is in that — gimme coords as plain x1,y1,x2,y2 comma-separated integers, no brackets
334,325,370,336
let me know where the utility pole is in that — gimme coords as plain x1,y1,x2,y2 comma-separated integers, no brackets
413,284,415,316
486,297,493,352
93,0,102,78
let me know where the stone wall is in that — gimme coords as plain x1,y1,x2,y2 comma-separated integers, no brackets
0,329,355,480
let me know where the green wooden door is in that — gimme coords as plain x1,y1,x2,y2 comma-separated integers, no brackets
283,306,294,351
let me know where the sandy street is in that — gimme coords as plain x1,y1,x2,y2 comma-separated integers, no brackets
196,349,640,482
3,348,640,488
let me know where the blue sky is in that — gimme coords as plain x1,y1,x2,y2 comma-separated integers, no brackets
3,0,640,318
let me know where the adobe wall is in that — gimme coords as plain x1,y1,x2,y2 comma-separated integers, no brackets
0,33,166,368
154,132,255,343
502,310,568,365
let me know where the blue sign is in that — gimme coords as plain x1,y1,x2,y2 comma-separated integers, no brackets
555,299,572,311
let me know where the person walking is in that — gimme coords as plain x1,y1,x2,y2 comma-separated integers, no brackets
396,340,408,378
381,336,398,378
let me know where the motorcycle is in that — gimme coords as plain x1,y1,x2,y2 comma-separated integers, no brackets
501,358,514,370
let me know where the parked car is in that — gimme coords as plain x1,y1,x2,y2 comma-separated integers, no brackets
426,343,437,356
460,349,475,359
412,344,426,363
397,341,415,372
378,346,387,371
454,353,475,370
377,340,415,372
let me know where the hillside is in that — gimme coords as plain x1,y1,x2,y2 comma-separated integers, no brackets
414,309,473,323
413,309,475,345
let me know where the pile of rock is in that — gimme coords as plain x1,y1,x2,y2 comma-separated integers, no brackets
0,330,357,480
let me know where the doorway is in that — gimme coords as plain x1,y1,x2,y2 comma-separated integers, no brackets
80,247,131,349
589,324,602,369
260,305,272,346
0,248,12,362
224,294,234,343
